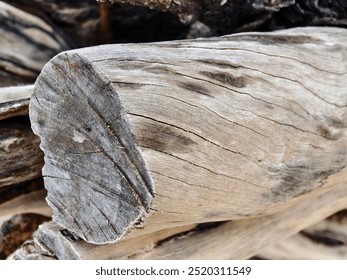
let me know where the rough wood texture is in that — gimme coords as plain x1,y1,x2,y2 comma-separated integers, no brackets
10,222,196,260
0,117,43,188
0,85,43,189
2,0,103,47
0,213,50,259
0,1,69,86
0,85,33,120
257,210,347,259
257,232,347,260
30,27,347,244
11,178,347,259
128,182,347,259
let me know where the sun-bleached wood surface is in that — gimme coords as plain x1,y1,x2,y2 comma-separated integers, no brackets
0,85,33,121
257,210,347,259
11,176,347,259
29,27,347,245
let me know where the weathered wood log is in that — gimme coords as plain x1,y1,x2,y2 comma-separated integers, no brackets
257,210,347,259
10,222,197,260
0,85,33,121
0,117,43,188
30,27,347,244
128,182,347,260
0,1,69,86
0,85,43,188
11,177,347,259
2,0,104,47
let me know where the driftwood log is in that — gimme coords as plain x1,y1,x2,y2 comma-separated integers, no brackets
29,26,347,245
0,84,47,259
0,85,43,188
2,0,106,47
0,120,43,188
11,177,347,259
0,1,69,86
0,85,33,121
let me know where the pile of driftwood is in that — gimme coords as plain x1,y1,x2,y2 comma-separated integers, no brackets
1,0,347,260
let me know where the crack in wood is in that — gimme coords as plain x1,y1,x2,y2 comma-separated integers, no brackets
143,140,269,190
172,45,347,76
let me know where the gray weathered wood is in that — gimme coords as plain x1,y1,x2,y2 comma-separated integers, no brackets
0,1,69,86
4,0,103,47
11,222,196,260
0,85,33,120
128,180,347,259
30,27,347,244
11,177,347,259
0,118,43,188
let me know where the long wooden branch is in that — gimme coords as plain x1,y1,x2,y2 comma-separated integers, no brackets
11,175,347,259
128,181,347,260
30,27,347,244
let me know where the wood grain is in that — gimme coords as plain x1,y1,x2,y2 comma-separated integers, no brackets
129,180,347,259
12,176,347,259
30,27,347,244
0,85,33,121
257,210,347,259
0,117,43,188
0,1,69,86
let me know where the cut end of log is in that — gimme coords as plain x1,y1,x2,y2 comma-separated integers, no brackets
29,51,154,244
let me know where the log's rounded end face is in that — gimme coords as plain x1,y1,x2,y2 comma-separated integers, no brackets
29,51,154,244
